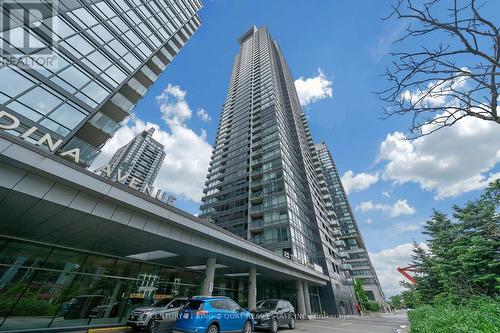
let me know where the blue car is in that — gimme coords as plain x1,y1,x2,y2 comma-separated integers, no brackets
173,296,254,333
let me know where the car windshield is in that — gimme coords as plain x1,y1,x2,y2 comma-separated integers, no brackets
257,300,278,310
151,299,173,307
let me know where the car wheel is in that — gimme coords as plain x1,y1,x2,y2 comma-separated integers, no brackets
207,323,219,333
243,320,253,333
270,318,278,333
288,317,295,329
146,319,154,333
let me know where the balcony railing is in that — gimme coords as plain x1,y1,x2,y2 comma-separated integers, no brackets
340,264,352,271
63,137,100,166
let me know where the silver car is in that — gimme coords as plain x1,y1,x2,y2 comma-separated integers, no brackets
127,298,188,331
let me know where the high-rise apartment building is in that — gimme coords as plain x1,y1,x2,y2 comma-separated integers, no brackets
0,0,202,166
200,26,356,314
314,142,387,308
108,127,165,191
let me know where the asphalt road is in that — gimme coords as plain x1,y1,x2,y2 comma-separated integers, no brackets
292,312,409,333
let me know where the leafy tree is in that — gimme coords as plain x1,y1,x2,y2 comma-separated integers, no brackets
389,295,403,310
354,278,368,310
400,281,421,309
404,180,500,304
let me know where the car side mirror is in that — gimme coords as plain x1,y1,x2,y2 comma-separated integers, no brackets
276,307,282,311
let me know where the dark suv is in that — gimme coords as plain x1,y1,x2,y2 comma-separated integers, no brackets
250,299,295,333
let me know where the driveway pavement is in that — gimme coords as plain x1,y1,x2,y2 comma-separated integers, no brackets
292,312,409,333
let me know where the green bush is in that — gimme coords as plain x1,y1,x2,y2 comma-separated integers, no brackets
409,297,500,333
364,301,380,312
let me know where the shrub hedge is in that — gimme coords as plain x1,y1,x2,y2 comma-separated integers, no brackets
408,298,500,333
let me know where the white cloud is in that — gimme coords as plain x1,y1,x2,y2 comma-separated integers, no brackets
357,200,388,213
196,108,211,123
365,218,373,224
156,84,191,125
92,84,212,203
378,116,500,199
370,243,427,297
390,199,416,217
382,191,391,198
340,170,379,195
294,69,333,106
394,223,421,232
356,199,416,217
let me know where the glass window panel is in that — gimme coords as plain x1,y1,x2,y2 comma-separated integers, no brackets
0,92,9,104
4,26,24,50
110,17,128,33
2,269,69,330
114,0,132,12
57,65,92,90
48,103,86,129
0,67,35,98
85,50,112,71
64,34,95,56
75,92,97,108
5,101,43,121
137,43,152,57
90,24,114,43
81,81,109,103
18,86,63,115
64,137,99,165
95,2,116,19
51,17,77,40
126,10,141,25
40,118,70,136
123,53,140,68
50,76,77,93
108,39,128,56
105,65,127,84
70,7,99,28
125,30,141,45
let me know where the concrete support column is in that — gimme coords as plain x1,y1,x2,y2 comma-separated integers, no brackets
201,258,216,296
302,281,311,315
295,280,306,318
248,267,257,310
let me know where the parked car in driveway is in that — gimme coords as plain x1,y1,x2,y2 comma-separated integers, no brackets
250,299,295,333
127,297,188,331
173,296,254,333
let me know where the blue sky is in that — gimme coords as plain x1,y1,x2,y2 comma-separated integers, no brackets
94,0,500,297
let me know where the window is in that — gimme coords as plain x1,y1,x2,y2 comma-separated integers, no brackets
57,65,92,90
18,86,63,115
210,300,226,310
0,67,35,98
225,300,240,311
48,103,86,129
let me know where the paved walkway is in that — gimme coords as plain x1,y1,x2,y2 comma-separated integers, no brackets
293,311,409,333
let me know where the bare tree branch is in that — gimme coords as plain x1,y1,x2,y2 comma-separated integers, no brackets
378,0,500,138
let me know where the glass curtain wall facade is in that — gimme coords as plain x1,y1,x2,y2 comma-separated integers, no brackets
314,142,387,307
0,236,204,332
200,26,356,314
0,0,202,166
108,127,166,191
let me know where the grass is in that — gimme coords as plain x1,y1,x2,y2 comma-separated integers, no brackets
408,297,500,333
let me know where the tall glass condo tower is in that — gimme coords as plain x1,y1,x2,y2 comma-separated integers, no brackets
314,142,387,309
200,26,356,314
0,0,202,166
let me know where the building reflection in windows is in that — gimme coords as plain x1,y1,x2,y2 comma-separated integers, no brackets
0,237,203,331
